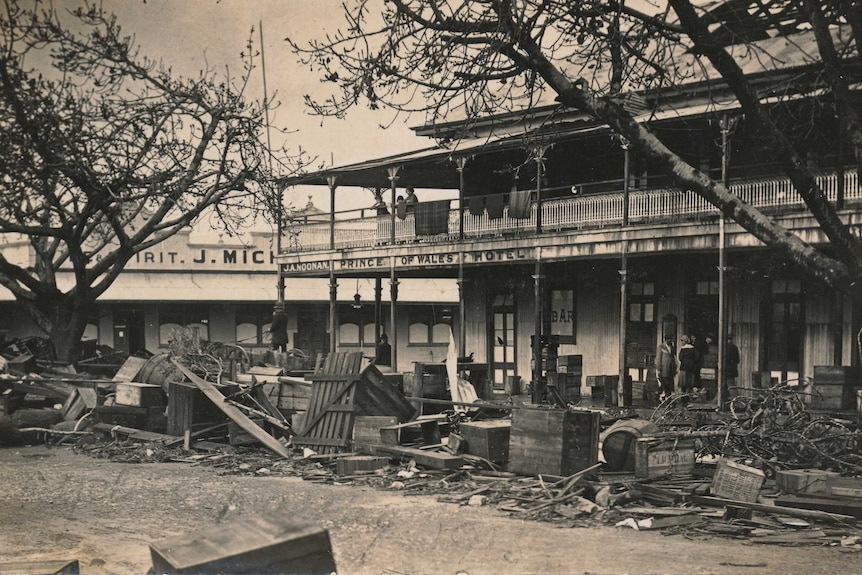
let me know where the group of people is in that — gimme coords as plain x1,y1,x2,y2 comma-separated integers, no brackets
372,186,419,218
655,332,740,402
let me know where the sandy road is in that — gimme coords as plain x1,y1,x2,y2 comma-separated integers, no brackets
0,445,859,575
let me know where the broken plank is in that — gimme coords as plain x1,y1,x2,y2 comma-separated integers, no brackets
691,495,856,524
775,494,862,519
93,422,172,442
622,506,706,516
358,443,463,470
749,529,827,544
92,423,230,452
0,559,80,575
164,422,229,448
112,356,148,382
172,360,290,458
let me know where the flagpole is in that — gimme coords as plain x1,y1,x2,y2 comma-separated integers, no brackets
259,21,283,304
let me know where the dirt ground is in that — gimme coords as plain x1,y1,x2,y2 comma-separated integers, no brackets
0,444,860,575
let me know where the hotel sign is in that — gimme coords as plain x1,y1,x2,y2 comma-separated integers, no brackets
280,247,535,275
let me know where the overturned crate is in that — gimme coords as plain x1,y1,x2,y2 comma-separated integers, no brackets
634,437,696,479
293,353,415,454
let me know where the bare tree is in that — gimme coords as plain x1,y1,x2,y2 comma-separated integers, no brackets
288,0,862,295
0,1,300,361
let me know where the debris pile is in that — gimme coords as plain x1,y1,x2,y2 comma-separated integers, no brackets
2,337,861,547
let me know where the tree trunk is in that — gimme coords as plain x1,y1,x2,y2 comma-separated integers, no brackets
23,294,92,364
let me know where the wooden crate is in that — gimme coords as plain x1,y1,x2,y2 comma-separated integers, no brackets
149,516,336,575
459,420,511,465
93,404,166,433
336,455,389,476
556,355,583,375
508,407,599,477
776,469,840,495
166,381,229,436
811,366,858,409
294,358,415,454
266,379,311,412
353,415,397,446
825,476,862,498
634,438,695,478
711,458,765,503
115,382,166,408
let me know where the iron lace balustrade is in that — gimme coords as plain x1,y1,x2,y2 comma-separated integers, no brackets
281,171,860,253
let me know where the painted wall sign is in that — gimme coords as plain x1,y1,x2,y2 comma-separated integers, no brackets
122,247,278,271
280,247,535,276
550,290,574,337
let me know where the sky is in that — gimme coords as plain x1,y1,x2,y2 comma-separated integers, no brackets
62,0,670,213
88,0,420,212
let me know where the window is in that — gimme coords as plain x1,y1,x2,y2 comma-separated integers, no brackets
159,304,209,345
337,305,375,347
83,323,99,341
236,305,276,345
628,282,655,323
405,304,453,345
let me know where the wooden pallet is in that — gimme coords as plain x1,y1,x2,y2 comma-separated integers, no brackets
293,353,414,454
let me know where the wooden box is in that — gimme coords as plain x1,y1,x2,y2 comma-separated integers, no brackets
167,381,229,436
812,366,858,410
776,468,840,495
459,420,511,465
336,455,389,475
149,516,336,575
266,379,311,412
93,404,166,433
825,476,862,498
634,438,695,478
556,355,583,375
353,415,397,447
711,458,765,502
508,407,600,477
115,382,166,408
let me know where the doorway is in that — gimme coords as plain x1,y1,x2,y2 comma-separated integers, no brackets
295,304,330,361
490,294,516,392
113,308,146,355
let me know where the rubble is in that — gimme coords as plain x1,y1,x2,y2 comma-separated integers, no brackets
2,335,861,548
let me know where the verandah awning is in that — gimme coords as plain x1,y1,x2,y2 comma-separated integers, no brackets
0,274,458,303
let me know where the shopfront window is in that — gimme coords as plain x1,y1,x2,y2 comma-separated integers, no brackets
159,304,209,345
338,305,374,347
406,304,453,345
236,305,275,346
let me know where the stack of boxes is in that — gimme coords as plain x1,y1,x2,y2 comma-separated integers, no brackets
553,355,582,403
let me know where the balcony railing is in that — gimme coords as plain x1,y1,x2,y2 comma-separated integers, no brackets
284,171,860,253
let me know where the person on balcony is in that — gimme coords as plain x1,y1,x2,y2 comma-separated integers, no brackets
404,186,419,213
372,187,388,216
395,195,407,220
